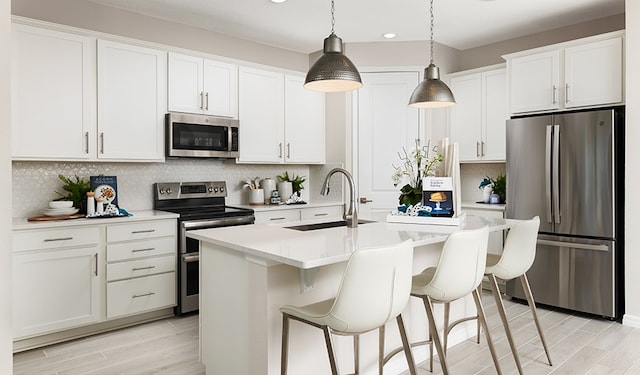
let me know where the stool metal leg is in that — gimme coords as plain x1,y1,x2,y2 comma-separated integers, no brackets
488,273,524,374
422,296,450,375
521,273,553,366
378,326,384,375
281,314,290,375
354,334,360,375
443,302,450,355
322,326,340,375
396,314,418,375
472,289,502,375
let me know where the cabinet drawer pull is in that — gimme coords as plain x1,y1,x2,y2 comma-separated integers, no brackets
132,229,155,234
132,266,156,271
44,237,73,242
132,292,155,299
314,213,329,217
270,217,286,221
85,132,89,154
132,247,155,253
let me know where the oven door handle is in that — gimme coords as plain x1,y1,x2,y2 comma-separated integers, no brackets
183,253,200,263
181,216,254,230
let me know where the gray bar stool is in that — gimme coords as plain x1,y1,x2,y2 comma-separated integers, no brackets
279,239,418,375
410,226,502,375
485,216,553,373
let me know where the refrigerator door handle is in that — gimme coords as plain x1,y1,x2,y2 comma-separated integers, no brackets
545,125,553,224
552,124,561,224
537,239,609,252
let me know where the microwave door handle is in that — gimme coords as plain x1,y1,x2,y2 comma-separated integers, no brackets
552,124,561,224
545,125,553,224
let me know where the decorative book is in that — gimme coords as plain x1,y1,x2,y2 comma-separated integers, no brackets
422,177,454,217
90,175,118,207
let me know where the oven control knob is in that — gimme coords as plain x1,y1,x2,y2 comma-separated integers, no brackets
220,186,225,193
213,186,219,193
165,188,172,194
208,187,214,193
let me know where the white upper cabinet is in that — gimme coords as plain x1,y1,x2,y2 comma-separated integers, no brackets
448,66,507,162
238,67,325,164
564,38,623,108
283,75,325,163
505,31,624,115
11,24,96,160
97,40,167,161
168,52,238,118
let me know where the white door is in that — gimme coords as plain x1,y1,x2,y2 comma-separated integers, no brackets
356,71,420,218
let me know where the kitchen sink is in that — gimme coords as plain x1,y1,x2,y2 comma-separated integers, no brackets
285,219,375,231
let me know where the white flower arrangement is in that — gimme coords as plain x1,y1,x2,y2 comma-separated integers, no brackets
392,139,443,206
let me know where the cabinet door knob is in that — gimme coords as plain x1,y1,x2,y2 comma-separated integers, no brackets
359,197,373,204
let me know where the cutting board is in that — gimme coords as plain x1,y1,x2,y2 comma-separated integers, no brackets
27,213,85,222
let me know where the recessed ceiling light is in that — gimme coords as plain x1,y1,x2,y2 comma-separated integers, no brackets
270,0,287,3
382,33,397,39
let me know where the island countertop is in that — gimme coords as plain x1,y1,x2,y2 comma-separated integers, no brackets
187,214,516,269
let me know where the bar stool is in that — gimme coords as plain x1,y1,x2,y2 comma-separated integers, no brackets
485,216,552,373
280,239,417,375
410,226,502,375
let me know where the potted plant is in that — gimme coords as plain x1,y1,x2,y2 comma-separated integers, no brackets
277,171,306,197
490,173,506,203
392,139,443,206
55,174,92,213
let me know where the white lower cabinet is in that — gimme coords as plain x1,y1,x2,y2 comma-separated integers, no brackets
105,220,177,319
254,204,343,224
12,218,177,340
12,227,102,339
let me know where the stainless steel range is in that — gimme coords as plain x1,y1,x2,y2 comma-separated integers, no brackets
154,181,254,315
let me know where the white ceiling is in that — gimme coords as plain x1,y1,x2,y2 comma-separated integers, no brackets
87,0,625,54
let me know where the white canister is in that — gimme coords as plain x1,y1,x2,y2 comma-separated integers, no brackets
260,178,276,204
249,188,264,205
277,181,293,201
482,185,493,203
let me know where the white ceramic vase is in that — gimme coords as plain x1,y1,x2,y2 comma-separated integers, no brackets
249,188,264,205
277,182,293,201
482,185,493,203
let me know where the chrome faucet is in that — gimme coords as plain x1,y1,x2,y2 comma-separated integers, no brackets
321,168,358,228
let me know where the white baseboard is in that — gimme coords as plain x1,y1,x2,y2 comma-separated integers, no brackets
622,313,640,328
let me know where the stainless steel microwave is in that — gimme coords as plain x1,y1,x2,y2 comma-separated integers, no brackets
166,113,239,158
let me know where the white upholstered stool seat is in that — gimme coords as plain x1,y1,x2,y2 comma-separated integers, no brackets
484,216,553,374
280,239,418,375
410,226,502,375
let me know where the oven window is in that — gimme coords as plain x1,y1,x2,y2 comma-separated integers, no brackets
185,258,199,297
172,122,228,151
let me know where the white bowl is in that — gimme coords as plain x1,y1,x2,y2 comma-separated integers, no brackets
49,200,74,209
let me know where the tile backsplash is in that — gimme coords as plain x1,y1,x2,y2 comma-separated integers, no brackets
459,163,506,202
12,160,343,218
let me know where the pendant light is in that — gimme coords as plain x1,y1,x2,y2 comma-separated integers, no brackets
408,0,455,108
304,0,362,92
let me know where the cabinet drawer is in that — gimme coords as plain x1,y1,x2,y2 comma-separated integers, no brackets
107,237,176,262
107,272,176,319
300,205,343,221
107,254,176,282
107,220,176,242
254,209,300,224
13,226,100,252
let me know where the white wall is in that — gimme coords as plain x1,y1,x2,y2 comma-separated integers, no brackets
1,0,12,371
623,1,640,326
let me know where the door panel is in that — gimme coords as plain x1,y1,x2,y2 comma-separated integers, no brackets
555,110,614,238
506,235,615,318
506,115,551,232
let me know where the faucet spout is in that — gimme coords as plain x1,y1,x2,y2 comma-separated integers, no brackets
321,168,358,228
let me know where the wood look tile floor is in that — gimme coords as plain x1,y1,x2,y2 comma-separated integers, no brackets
13,292,640,374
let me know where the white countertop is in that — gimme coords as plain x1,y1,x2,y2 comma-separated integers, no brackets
462,201,506,211
12,210,179,230
188,215,517,269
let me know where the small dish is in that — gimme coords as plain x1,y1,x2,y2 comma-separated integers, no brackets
49,200,74,209
42,207,79,217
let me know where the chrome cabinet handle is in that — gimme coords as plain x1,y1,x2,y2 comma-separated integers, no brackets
94,253,98,276
314,213,329,217
44,237,73,242
278,142,283,158
132,229,155,234
552,85,557,104
100,133,104,154
132,292,155,299
85,132,89,154
132,247,155,253
205,92,209,111
565,83,570,103
200,92,204,110
476,141,481,158
132,266,156,271
286,143,291,159
481,141,486,157
269,217,286,221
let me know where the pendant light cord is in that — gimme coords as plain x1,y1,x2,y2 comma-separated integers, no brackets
330,0,335,34
429,0,434,65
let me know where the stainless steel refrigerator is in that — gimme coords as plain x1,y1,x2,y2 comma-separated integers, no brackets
505,107,624,319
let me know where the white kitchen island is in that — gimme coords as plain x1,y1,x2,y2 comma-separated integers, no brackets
188,215,517,375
